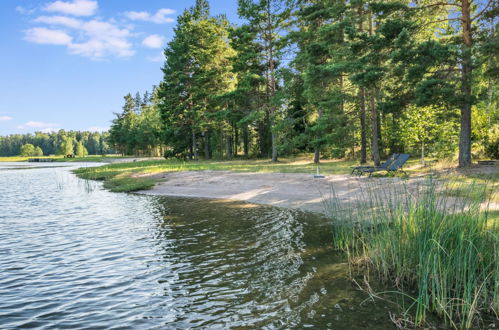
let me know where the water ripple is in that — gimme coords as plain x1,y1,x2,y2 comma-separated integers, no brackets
0,163,394,329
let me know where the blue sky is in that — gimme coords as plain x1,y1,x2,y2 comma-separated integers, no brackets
0,0,239,135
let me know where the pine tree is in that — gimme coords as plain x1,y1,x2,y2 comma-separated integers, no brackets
109,93,138,155
238,0,293,162
159,0,236,160
134,92,142,114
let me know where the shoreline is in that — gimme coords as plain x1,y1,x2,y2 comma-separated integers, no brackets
136,169,499,215
135,170,396,214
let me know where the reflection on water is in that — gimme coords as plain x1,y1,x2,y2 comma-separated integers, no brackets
0,163,395,329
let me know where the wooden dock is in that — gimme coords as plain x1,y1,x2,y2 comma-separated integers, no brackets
28,158,55,162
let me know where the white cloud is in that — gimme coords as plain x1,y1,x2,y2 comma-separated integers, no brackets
68,20,134,59
146,52,165,63
16,6,35,15
124,8,175,24
0,116,13,121
17,121,60,129
142,34,164,48
87,126,109,132
40,127,63,133
24,27,72,45
26,17,134,59
44,0,98,17
34,16,83,29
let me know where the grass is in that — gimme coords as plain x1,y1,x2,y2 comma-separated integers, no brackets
0,155,133,162
326,178,498,329
72,155,498,193
102,176,157,192
73,156,358,192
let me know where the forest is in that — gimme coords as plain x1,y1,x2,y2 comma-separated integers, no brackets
2,0,497,165
0,130,112,157
107,0,498,167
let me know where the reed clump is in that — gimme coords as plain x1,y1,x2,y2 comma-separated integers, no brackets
326,178,498,329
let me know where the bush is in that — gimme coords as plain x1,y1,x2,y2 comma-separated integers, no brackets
484,125,499,159
19,144,36,156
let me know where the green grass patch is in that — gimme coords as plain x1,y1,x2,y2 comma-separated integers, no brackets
74,157,356,177
0,155,133,163
440,174,499,203
73,156,357,193
0,156,44,162
103,176,156,192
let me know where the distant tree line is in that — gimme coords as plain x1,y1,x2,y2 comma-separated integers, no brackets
0,130,112,157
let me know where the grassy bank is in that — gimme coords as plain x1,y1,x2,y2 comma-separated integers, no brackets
72,156,498,193
327,179,498,328
73,157,359,192
0,155,131,162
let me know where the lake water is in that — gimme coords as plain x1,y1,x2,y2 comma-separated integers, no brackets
0,162,395,329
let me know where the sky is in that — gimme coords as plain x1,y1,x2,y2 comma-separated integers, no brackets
0,0,240,135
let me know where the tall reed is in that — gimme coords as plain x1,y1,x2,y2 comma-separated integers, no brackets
325,177,498,328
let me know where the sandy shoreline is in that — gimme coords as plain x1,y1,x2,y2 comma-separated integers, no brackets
135,168,498,214
136,170,402,214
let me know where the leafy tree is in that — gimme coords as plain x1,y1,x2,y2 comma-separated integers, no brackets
75,141,88,157
20,143,36,156
34,146,44,156
57,136,74,156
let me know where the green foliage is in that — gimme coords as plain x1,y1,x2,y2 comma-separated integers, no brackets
19,143,36,156
484,125,499,159
34,146,43,156
158,1,236,160
0,130,110,157
87,0,498,165
57,136,74,156
75,141,88,157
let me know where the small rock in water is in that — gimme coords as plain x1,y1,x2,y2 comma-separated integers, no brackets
334,303,342,311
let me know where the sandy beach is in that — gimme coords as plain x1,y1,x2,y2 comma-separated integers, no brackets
137,170,404,214
135,167,498,214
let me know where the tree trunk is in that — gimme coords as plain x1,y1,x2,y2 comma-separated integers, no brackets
369,89,381,166
314,148,320,164
267,0,278,163
458,0,473,167
225,134,232,160
359,87,367,164
271,130,277,162
204,131,210,160
192,130,198,161
421,141,425,166
243,125,249,158
234,125,238,157
258,120,267,157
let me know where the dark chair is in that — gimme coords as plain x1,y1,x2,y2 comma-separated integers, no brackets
351,153,398,176
358,154,410,177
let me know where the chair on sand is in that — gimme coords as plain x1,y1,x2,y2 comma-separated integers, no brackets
351,153,398,176
357,154,410,177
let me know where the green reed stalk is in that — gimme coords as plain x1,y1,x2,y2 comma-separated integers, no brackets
326,177,498,329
